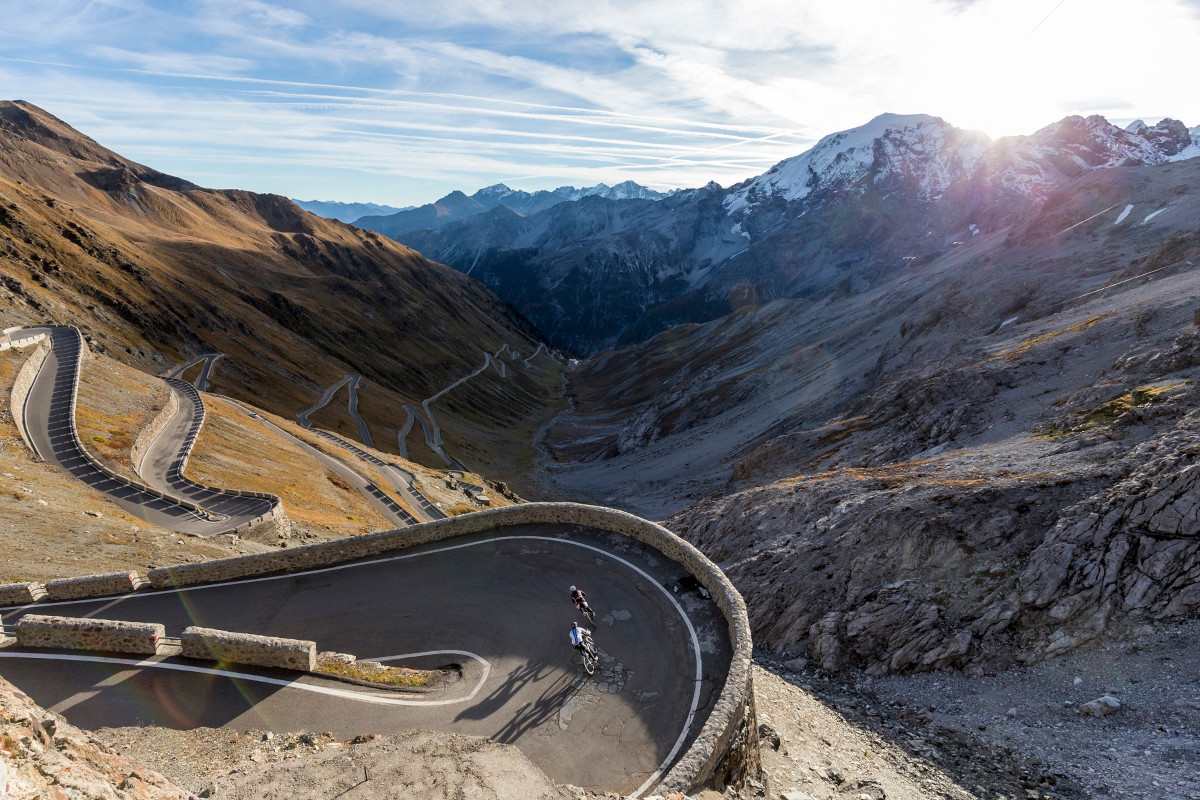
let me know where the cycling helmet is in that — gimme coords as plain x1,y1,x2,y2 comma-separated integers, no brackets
570,585,576,592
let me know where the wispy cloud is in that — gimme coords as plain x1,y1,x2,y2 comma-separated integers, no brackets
0,0,1197,205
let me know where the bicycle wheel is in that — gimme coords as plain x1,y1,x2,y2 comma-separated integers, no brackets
582,649,596,675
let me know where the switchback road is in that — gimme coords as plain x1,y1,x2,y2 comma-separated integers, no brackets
0,524,731,796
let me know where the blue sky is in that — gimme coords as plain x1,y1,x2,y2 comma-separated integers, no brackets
2,0,1198,206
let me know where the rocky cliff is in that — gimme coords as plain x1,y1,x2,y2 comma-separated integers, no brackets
541,154,1200,673
0,674,190,799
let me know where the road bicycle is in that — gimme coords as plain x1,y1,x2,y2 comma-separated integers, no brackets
579,634,598,675
575,599,596,625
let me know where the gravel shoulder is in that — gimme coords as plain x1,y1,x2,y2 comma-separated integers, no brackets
756,618,1200,800
96,727,574,800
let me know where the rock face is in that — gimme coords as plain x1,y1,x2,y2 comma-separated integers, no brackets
0,675,190,799
535,152,1200,674
670,344,1200,675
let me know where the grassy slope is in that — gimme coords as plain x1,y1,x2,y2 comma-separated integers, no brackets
0,101,545,479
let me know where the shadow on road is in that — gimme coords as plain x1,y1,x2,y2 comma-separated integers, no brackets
490,670,582,744
453,659,553,724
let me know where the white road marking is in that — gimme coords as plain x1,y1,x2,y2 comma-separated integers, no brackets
1,534,706,795
0,650,492,707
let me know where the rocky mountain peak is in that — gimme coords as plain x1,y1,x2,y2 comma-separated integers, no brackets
472,182,518,200
1134,117,1195,156
725,112,990,213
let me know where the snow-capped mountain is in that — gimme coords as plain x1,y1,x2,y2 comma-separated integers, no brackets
726,113,991,213
386,113,1200,353
356,180,671,238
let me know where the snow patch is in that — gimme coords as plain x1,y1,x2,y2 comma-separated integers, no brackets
1114,204,1134,224
1142,208,1166,223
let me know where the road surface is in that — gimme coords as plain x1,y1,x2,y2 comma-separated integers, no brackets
0,524,731,796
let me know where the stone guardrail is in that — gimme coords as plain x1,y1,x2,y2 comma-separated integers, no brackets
146,502,756,793
131,384,179,475
0,333,49,352
164,380,281,505
49,326,220,521
0,502,756,793
9,337,51,459
181,626,316,671
151,379,285,537
15,614,165,655
0,582,48,606
45,571,146,601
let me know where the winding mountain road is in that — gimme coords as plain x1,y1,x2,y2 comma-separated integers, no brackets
225,399,419,530
16,326,269,535
166,353,223,392
136,378,275,525
308,428,443,522
297,374,373,448
0,525,732,796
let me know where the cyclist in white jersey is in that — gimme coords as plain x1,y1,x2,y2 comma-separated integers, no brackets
569,622,591,653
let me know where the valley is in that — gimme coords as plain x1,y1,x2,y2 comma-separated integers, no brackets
2,99,1200,800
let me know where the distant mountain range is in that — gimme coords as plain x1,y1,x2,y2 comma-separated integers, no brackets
378,113,1200,354
355,180,673,237
290,198,411,223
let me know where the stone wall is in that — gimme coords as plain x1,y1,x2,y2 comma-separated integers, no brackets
45,571,144,601
0,582,48,607
181,626,316,671
9,337,50,458
15,614,165,655
130,385,179,475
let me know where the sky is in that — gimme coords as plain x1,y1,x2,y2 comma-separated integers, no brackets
1,0,1198,207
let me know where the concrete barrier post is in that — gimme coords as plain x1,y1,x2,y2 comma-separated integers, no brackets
15,614,165,655
181,626,316,672
0,582,48,607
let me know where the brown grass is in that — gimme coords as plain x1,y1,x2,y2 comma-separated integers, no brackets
314,658,432,688
75,353,170,482
1034,381,1189,439
186,397,392,534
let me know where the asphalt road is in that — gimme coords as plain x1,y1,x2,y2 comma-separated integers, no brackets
309,428,440,522
166,352,222,392
19,326,271,535
223,399,418,530
20,326,219,533
138,378,275,523
0,524,731,796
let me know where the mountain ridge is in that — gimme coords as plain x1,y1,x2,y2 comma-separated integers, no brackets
291,198,411,223
384,112,1200,354
0,100,551,479
356,179,673,238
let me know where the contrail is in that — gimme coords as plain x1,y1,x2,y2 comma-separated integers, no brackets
1031,0,1069,33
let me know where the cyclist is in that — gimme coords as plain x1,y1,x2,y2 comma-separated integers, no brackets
569,622,592,655
569,585,588,610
